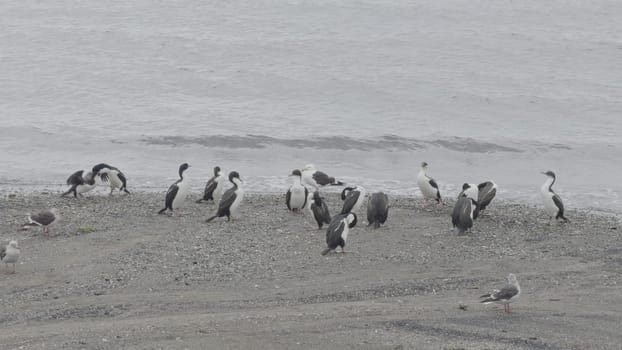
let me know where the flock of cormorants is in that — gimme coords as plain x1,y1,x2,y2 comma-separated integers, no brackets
2,160,569,312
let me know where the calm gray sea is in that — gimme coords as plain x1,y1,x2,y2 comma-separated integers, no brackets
1,1,621,213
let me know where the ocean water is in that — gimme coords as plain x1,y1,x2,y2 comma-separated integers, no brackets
1,1,621,214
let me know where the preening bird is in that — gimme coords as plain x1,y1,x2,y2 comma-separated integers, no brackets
92,163,130,195
540,171,568,223
340,185,366,214
417,162,442,206
1,240,20,273
286,169,308,213
206,171,244,223
367,192,389,229
61,170,96,198
24,209,59,236
451,195,477,235
477,181,497,212
321,212,357,255
304,191,331,229
301,164,344,191
480,273,521,313
158,163,191,215
196,166,225,205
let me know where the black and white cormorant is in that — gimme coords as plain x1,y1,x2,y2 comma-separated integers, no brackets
23,208,59,236
206,171,244,222
61,170,96,198
367,192,389,229
477,181,497,212
196,166,226,205
304,191,331,229
417,162,442,206
480,273,521,313
458,183,481,220
286,169,308,213
158,163,191,215
301,164,344,191
340,185,366,214
92,163,130,195
321,212,357,255
1,240,20,273
451,195,477,235
541,171,568,223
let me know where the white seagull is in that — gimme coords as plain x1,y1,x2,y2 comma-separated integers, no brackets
480,273,521,313
1,240,20,273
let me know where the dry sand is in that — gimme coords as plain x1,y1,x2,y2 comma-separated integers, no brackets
0,190,621,349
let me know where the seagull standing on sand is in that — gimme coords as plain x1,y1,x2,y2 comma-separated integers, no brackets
480,273,521,313
158,163,191,215
24,209,59,236
206,171,244,223
1,240,20,273
321,212,357,255
301,164,344,191
340,185,366,214
286,169,308,213
61,170,96,198
541,171,568,223
196,166,226,205
304,191,331,229
417,162,442,206
92,163,130,195
367,192,389,229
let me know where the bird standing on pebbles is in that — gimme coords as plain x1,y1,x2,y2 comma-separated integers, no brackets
480,273,521,313
417,162,442,206
158,163,191,215
197,166,226,205
321,212,357,255
1,240,20,273
340,185,366,215
206,171,244,222
301,164,344,191
541,171,568,223
24,208,59,236
62,170,96,198
304,191,331,229
286,169,308,213
367,192,389,229
92,163,130,196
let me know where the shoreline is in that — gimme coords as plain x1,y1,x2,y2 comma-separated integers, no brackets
1,191,621,349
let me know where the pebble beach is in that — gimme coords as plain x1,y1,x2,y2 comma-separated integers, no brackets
1,190,621,349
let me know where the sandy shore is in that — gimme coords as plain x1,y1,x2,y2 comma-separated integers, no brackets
0,190,621,349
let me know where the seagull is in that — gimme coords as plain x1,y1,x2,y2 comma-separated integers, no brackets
541,171,568,223
286,169,308,213
206,171,244,223
340,185,366,214
301,164,344,191
321,212,357,255
196,166,226,205
1,240,20,273
92,163,130,196
304,191,331,230
417,162,442,206
158,163,191,215
24,209,59,236
61,170,96,198
480,273,521,313
367,192,389,229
